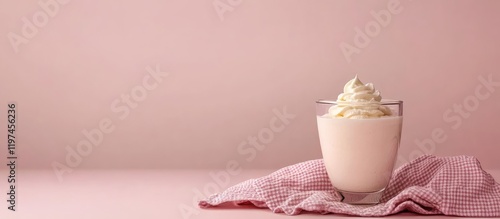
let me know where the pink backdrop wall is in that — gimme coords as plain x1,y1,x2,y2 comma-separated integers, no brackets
0,0,499,171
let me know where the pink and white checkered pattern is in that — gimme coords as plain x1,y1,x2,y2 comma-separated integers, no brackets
199,155,500,216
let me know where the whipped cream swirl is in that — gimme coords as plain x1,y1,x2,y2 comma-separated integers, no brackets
329,75,392,119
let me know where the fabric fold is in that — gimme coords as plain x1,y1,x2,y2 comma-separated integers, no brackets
199,155,500,216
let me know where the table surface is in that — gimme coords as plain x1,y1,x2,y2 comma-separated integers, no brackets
1,169,499,219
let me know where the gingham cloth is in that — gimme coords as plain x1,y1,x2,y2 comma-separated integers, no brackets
199,155,500,216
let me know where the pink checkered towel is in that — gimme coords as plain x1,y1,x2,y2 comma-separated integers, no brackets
199,155,500,216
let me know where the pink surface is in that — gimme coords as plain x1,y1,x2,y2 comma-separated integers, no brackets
0,0,499,172
1,1,500,217
0,169,499,219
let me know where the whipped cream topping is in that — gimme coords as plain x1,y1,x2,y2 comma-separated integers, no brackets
329,75,391,119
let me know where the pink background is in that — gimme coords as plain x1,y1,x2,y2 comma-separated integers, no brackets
1,0,500,172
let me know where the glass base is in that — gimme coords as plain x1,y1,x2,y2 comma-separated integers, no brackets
337,189,384,205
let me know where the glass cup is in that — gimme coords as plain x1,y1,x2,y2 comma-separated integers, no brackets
316,100,403,204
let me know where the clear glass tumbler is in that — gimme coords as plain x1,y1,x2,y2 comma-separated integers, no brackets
316,100,403,204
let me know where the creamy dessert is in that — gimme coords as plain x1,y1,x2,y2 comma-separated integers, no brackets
317,75,402,193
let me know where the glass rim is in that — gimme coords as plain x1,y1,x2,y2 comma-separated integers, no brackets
316,99,403,105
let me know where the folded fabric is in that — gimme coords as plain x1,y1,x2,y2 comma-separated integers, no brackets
199,155,500,216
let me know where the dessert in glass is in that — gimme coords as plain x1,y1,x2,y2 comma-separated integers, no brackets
316,75,403,204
